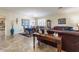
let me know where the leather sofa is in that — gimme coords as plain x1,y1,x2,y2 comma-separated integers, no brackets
38,26,79,52
59,31,79,52
48,30,79,52
53,26,73,31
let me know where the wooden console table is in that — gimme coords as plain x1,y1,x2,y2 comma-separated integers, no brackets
33,33,62,52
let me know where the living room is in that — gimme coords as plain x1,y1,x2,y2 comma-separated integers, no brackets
0,7,79,52
2,8,78,35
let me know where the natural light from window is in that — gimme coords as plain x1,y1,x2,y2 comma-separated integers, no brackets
37,19,46,26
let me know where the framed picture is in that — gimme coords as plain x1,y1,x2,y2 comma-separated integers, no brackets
58,18,66,24
16,18,18,24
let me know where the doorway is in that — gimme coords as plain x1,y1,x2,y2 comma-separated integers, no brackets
0,17,5,40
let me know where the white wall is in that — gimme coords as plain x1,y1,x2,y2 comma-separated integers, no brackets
0,9,35,37
43,8,79,29
5,12,35,36
44,15,72,28
2,7,79,37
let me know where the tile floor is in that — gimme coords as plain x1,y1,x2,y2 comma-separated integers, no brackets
0,33,62,52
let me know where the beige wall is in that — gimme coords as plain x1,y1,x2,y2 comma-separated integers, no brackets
44,15,72,28
0,9,35,37
43,8,79,30
1,7,79,37
5,12,35,36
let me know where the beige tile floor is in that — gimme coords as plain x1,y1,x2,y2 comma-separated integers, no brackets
0,33,63,52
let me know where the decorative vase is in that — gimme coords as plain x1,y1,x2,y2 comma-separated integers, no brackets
10,25,14,36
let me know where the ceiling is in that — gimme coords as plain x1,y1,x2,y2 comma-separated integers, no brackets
0,7,64,18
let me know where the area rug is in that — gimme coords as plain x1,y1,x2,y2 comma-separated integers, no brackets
19,33,31,37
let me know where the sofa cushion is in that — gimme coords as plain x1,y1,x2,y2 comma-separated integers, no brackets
53,26,73,31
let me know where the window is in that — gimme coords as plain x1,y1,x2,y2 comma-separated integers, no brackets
37,19,46,26
21,19,30,28
21,19,35,28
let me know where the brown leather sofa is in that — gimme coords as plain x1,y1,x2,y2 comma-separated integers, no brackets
53,26,73,31
51,26,79,51
38,26,79,52
59,31,79,52
49,30,79,52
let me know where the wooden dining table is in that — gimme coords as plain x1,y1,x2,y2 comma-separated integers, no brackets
33,33,62,52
